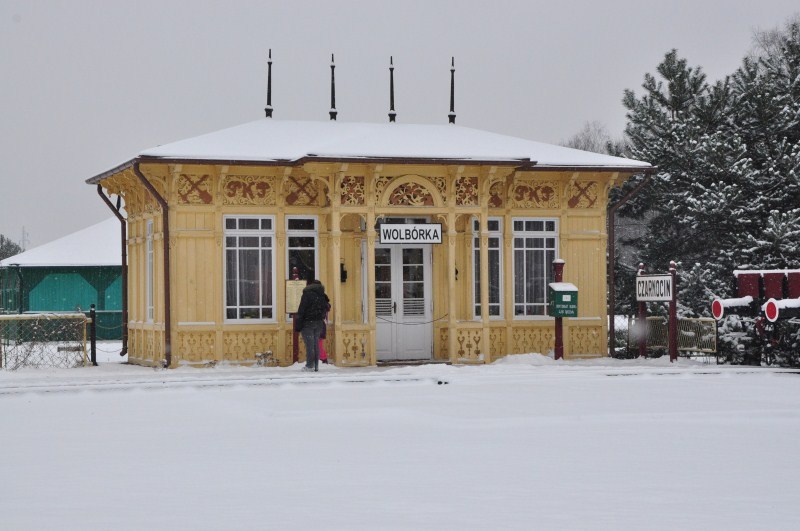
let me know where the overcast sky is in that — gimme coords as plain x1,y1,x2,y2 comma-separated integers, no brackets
1,0,798,248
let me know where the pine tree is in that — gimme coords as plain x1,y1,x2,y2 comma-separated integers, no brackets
619,18,800,365
622,50,753,315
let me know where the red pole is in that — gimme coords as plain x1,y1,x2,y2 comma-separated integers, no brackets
554,259,565,360
291,267,300,364
637,263,647,359
668,261,678,362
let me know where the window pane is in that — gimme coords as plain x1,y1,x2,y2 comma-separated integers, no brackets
288,218,315,231
375,248,391,264
240,237,259,248
534,275,544,304
489,249,500,304
403,282,424,299
289,236,315,248
239,308,259,319
525,250,535,303
488,219,500,232
289,249,315,281
225,218,236,230
514,250,524,303
513,220,523,231
226,236,236,247
546,221,556,232
239,218,259,230
375,265,391,282
260,218,273,230
239,250,259,306
262,249,273,306
375,283,391,299
403,265,423,282
403,248,423,265
226,250,237,306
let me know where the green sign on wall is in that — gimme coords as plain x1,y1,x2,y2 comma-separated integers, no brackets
548,282,578,318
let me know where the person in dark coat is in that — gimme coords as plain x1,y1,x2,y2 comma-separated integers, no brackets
295,278,329,371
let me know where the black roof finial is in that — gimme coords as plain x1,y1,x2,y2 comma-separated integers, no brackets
264,49,273,118
329,53,337,121
448,57,456,124
389,56,396,123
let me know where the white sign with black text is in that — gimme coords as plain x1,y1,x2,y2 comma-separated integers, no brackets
379,223,442,244
636,274,673,302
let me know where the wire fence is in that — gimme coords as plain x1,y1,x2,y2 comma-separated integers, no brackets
0,313,88,370
614,315,717,358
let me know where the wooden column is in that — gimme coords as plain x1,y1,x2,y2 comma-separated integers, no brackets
447,210,458,363
277,168,290,364
214,165,227,361
331,165,345,365
366,209,377,365
479,208,491,363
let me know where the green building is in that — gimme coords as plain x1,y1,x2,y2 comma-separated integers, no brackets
0,218,123,339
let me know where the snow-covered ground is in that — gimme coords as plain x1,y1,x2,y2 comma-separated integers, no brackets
2,350,799,530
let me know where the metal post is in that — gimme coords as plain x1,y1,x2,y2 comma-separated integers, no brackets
668,261,678,362
291,267,300,364
553,260,565,360
14,265,23,314
637,263,647,359
89,304,97,366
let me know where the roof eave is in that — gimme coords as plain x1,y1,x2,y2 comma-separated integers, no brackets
87,155,655,185
85,158,136,185
531,165,656,174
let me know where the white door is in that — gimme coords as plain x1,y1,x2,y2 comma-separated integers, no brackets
375,244,432,361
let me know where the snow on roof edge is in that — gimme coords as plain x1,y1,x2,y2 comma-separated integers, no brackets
0,218,122,268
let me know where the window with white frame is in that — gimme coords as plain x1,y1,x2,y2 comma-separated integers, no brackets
286,216,318,282
224,216,275,321
146,220,154,322
473,217,503,318
513,218,558,317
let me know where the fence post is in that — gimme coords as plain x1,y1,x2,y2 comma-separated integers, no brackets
668,261,678,362
90,304,97,366
637,263,647,358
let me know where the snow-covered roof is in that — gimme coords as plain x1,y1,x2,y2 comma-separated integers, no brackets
733,269,800,277
0,218,121,268
136,119,651,169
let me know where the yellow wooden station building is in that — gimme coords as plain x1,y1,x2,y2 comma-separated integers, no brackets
87,63,652,368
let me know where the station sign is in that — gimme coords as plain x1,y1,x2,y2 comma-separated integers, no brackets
636,274,673,302
379,223,442,244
